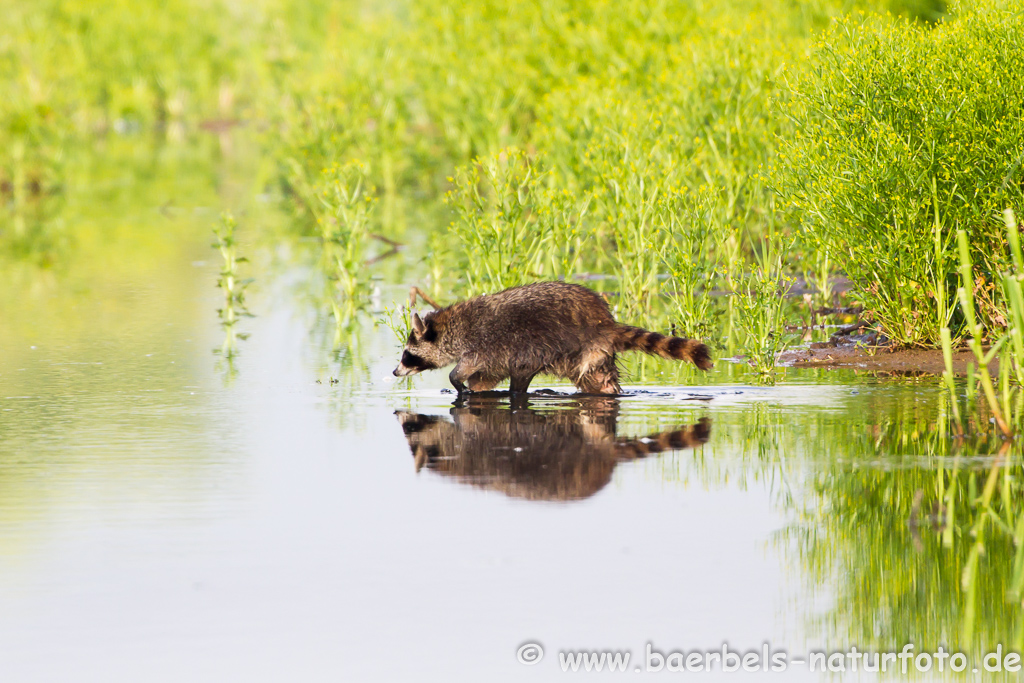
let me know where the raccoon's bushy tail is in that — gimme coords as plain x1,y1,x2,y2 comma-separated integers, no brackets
613,325,713,370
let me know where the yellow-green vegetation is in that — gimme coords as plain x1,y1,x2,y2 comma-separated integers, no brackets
279,0,820,328
317,161,378,347
4,0,962,364
0,0,324,259
781,0,1024,347
267,0,955,375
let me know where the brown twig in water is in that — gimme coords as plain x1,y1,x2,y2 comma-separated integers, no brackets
409,286,442,310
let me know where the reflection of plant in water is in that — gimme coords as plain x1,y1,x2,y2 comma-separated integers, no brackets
307,311,392,434
330,300,363,368
212,212,253,368
800,451,1024,655
780,389,1024,656
0,137,68,264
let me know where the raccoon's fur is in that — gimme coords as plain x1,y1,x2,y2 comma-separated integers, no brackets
396,395,711,501
392,281,712,394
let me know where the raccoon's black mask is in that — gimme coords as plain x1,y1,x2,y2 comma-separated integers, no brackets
393,312,444,377
397,350,438,373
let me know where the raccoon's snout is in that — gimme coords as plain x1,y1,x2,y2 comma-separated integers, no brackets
394,358,422,377
395,350,435,377
393,364,414,377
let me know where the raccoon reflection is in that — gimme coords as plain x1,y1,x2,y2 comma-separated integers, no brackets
395,396,710,502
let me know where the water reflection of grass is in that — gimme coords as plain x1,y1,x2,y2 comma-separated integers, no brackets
796,455,1024,657
602,383,1024,659
0,166,253,561
773,388,1024,657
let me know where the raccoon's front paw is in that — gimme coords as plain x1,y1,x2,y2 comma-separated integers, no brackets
448,368,469,394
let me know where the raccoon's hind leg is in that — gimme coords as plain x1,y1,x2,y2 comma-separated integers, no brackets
575,355,621,395
467,372,503,392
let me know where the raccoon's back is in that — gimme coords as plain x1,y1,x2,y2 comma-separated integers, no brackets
463,282,615,348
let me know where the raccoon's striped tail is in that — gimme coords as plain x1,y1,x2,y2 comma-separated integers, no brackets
613,325,713,370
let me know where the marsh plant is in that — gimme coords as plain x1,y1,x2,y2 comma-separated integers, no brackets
262,0,965,365
602,164,673,319
734,230,795,380
662,188,727,339
781,0,1024,347
379,303,413,345
315,161,377,344
445,148,551,295
274,0,838,336
926,209,1024,644
212,212,253,361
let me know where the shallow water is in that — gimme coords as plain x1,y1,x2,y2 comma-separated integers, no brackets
0,151,1018,681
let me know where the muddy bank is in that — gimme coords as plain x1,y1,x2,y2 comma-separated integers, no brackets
779,344,994,376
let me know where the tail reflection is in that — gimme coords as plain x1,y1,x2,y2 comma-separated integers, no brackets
396,395,711,501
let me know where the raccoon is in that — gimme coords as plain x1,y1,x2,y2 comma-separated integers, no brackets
396,395,711,501
392,281,712,394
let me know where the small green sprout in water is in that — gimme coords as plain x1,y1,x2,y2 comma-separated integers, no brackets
379,303,413,344
378,287,442,344
212,212,253,361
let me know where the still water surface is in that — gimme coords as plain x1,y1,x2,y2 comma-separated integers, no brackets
0,184,1013,681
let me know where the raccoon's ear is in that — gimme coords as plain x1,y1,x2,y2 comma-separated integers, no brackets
422,317,437,343
412,313,426,336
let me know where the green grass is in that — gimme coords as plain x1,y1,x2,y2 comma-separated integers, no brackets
266,0,973,367
2,0,979,367
779,0,1024,346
